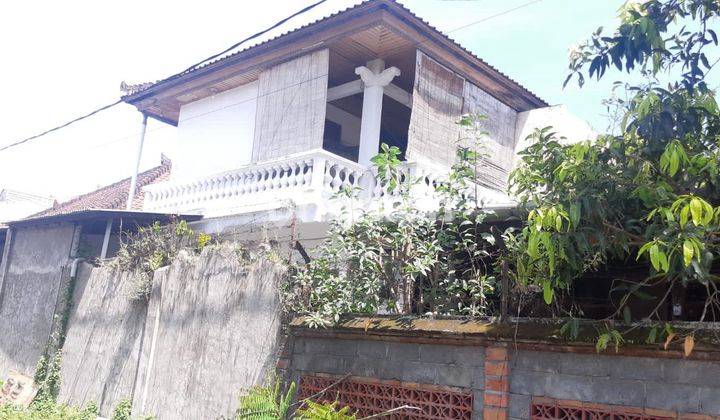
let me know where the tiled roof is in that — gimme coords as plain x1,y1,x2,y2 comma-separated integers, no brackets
31,155,171,218
122,0,546,107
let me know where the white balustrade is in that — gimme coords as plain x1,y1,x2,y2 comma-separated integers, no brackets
142,149,508,219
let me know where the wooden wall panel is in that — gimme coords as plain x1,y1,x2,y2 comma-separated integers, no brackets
462,81,518,190
407,50,519,191
252,49,329,162
406,51,465,169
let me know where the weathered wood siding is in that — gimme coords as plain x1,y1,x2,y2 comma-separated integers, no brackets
252,49,329,162
407,51,465,168
462,81,518,190
407,50,518,191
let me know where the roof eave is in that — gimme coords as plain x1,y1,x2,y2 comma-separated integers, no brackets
123,0,547,120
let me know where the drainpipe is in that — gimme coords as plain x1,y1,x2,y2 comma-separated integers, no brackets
127,113,148,210
70,257,85,278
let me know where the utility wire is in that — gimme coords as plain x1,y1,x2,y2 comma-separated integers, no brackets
0,100,122,152
0,0,328,153
1,0,542,154
77,0,548,154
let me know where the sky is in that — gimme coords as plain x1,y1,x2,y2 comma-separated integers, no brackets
0,0,710,202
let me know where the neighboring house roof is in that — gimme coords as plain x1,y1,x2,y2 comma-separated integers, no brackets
122,0,547,124
32,155,171,218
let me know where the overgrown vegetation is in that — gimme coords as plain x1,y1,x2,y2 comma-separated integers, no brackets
235,380,405,419
282,0,720,353
112,219,213,300
0,395,145,420
508,0,720,351
0,399,98,420
283,117,499,327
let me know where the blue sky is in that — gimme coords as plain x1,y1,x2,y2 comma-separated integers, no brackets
0,0,713,200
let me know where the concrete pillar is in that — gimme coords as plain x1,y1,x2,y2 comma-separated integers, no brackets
355,59,400,167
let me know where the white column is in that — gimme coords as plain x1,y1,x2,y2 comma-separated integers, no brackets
100,218,113,260
355,59,400,167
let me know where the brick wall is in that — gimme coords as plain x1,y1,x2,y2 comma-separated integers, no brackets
286,334,720,419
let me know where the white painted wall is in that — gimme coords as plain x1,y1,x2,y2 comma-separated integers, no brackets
514,105,596,157
173,81,258,181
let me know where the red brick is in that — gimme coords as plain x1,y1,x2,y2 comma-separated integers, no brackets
532,396,556,405
679,414,712,420
611,405,643,415
486,347,509,361
644,407,678,418
484,377,509,393
484,393,509,408
557,399,582,408
485,361,509,376
484,407,508,420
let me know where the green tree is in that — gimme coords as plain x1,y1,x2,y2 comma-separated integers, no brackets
510,0,720,347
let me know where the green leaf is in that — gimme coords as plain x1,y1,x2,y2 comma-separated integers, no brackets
596,333,610,353
680,205,690,227
569,203,581,228
623,306,632,324
540,232,556,275
649,243,661,271
683,239,694,267
543,280,554,305
690,198,703,226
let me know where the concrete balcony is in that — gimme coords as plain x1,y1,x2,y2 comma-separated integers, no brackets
142,149,512,221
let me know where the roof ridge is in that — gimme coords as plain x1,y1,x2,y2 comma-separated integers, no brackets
122,0,546,107
29,157,172,218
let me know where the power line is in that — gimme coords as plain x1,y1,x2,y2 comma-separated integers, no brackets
0,100,122,152
50,0,549,155
0,0,328,153
443,0,543,35
1,0,543,155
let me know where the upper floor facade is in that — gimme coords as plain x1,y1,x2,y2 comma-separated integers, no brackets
122,0,593,220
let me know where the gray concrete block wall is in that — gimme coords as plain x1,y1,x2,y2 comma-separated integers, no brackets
0,223,76,377
131,249,285,420
288,337,486,417
58,264,148,415
509,349,720,417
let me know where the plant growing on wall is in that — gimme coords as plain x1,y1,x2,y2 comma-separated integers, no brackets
283,115,499,327
113,219,211,300
508,0,720,350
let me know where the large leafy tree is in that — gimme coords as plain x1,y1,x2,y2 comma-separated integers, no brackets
509,0,720,343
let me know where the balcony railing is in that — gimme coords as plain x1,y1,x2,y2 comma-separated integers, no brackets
142,149,511,219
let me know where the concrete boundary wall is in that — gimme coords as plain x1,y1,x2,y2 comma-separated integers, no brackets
58,264,148,414
0,223,76,377
44,246,283,419
285,330,720,419
130,249,285,419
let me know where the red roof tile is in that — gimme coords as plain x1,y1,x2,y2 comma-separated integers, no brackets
32,155,171,218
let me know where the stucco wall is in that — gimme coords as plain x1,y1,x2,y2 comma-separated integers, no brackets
0,223,75,377
58,263,148,414
130,249,285,419
174,81,259,182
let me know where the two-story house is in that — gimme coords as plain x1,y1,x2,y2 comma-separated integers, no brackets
121,0,593,225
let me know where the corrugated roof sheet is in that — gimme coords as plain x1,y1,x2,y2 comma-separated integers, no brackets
123,0,545,105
